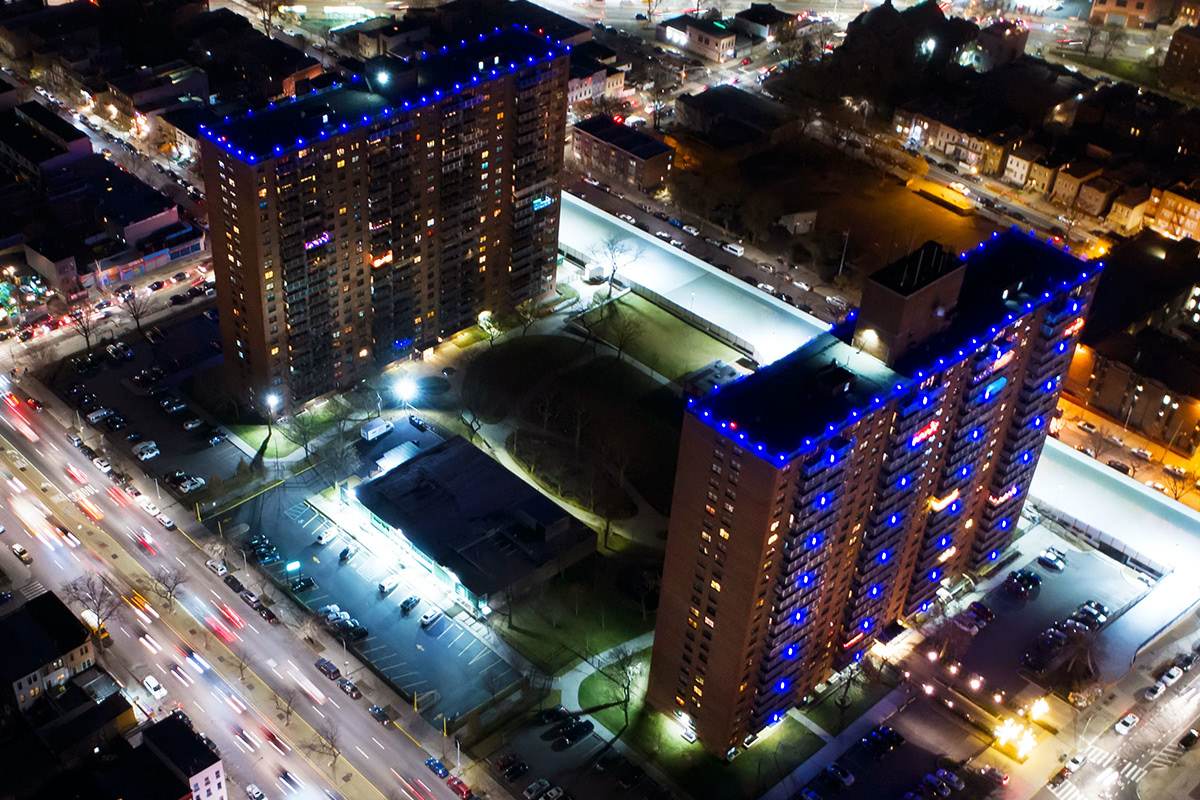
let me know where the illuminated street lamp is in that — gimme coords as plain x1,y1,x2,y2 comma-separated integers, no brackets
266,393,280,430
394,376,418,410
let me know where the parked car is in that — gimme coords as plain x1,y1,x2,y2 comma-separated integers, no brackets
426,758,450,778
314,658,341,680
368,704,390,725
337,678,362,699
1114,713,1139,735
206,559,227,576
824,763,854,788
1162,665,1185,686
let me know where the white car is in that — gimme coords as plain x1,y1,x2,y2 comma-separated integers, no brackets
143,675,167,699
1165,464,1188,478
682,224,700,236
1162,666,1184,686
1076,420,1098,434
183,418,204,430
92,457,111,474
180,477,206,493
155,514,175,530
1064,754,1087,773
1114,713,1139,735
1131,447,1152,461
245,786,267,800
206,559,228,577
419,609,443,628
138,498,160,516
1145,682,1166,701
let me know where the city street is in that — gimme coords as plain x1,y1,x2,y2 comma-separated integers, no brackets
0,373,502,800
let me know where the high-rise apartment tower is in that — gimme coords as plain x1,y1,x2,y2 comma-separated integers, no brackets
647,232,1102,756
200,28,568,408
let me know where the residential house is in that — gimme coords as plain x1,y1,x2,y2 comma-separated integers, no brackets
733,3,797,42
1051,159,1103,206
1004,142,1045,188
1107,185,1151,235
0,593,93,716
1147,181,1200,241
573,114,674,191
1076,175,1120,217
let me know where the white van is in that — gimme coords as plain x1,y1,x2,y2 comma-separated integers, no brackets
360,418,393,442
379,574,403,595
86,408,114,424
722,243,745,257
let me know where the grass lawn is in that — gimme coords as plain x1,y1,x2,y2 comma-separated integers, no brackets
1058,51,1159,87
496,554,654,676
461,335,591,423
578,649,824,799
805,676,896,736
542,356,682,516
587,294,744,382
227,424,302,459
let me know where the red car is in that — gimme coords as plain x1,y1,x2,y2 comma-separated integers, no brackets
446,777,472,799
494,752,520,771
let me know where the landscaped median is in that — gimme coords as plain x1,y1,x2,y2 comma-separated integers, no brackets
577,648,825,799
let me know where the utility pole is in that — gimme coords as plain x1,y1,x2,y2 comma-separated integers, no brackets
837,230,850,277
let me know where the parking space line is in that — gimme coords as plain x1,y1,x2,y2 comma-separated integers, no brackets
406,680,427,689
436,624,455,640
468,649,493,666
448,631,464,648
458,641,475,657
391,671,418,679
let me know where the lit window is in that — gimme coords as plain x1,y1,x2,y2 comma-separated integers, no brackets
710,580,721,592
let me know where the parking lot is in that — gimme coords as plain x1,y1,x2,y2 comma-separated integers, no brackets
46,304,246,500
485,712,674,800
218,457,521,727
791,695,993,800
958,545,1143,697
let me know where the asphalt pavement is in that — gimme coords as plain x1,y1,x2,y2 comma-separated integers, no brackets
0,370,506,800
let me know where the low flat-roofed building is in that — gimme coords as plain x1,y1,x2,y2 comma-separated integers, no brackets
140,715,226,800
47,154,178,248
657,15,738,62
1147,181,1200,242
352,436,594,613
0,74,18,110
733,3,797,41
0,100,91,183
572,114,674,191
675,84,795,157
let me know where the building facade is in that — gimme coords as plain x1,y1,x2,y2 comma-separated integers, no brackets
572,115,674,192
646,232,1100,756
657,16,738,63
200,31,568,409
0,593,93,715
1147,182,1200,241
1162,27,1200,100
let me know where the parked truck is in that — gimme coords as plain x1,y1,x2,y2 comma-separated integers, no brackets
360,418,393,442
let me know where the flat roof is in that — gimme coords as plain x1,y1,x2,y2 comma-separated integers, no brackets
688,231,1096,460
559,192,829,364
355,437,590,597
204,28,567,164
573,115,672,159
16,101,87,144
0,108,65,164
0,593,89,685
142,715,219,776
51,155,174,229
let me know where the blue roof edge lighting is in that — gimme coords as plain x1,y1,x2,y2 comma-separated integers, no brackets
200,26,570,165
691,230,1105,466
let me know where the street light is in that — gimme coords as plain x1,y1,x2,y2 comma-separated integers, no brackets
394,376,418,410
266,393,280,430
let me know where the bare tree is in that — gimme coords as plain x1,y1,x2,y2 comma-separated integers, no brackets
297,617,321,644
306,718,343,772
1164,470,1197,501
514,298,540,336
569,394,591,456
589,234,642,299
774,26,805,67
536,388,559,433
150,566,188,610
249,0,278,36
609,314,646,362
276,685,300,726
232,645,253,681
1100,25,1128,63
645,0,666,23
810,21,836,56
1087,426,1121,460
62,573,124,632
65,309,100,354
605,644,640,729
1080,20,1104,58
317,436,362,482
284,413,324,460
121,291,154,339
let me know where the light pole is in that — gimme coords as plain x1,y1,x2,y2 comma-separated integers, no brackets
394,376,418,413
266,393,280,430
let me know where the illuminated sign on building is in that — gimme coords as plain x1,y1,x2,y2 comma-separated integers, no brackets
372,250,394,267
1062,318,1084,337
911,420,940,447
988,485,1019,506
304,231,330,250
930,489,960,512
981,376,1007,402
532,195,554,212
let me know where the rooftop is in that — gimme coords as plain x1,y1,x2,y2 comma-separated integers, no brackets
203,27,568,164
573,115,672,159
51,155,175,231
735,3,795,26
0,107,67,165
691,231,1097,461
141,715,219,777
354,437,591,597
660,14,738,38
0,593,89,685
16,101,87,145
677,85,792,134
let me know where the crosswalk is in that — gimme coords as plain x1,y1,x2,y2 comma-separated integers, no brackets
20,580,46,599
1146,747,1182,772
1048,782,1088,800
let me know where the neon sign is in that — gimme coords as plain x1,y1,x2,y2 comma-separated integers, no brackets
304,231,330,250
1062,318,1084,337
988,485,1019,506
930,489,960,512
532,195,553,211
981,376,1007,402
372,250,393,267
911,420,940,447
842,631,865,649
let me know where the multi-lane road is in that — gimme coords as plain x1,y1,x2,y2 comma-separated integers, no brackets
0,375,482,800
